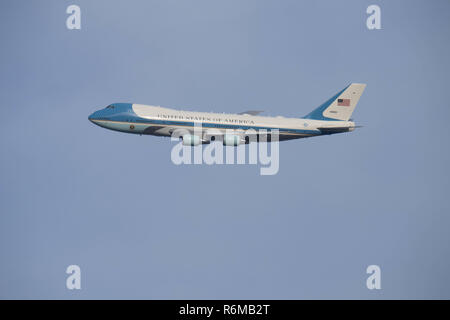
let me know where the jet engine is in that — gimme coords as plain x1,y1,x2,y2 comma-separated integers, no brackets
182,134,201,146
223,134,244,146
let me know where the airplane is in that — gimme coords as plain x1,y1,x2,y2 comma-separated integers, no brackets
88,83,366,146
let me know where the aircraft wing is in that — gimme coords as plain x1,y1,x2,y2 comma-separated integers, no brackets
317,126,362,134
237,110,264,116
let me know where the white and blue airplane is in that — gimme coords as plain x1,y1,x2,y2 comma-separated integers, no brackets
88,83,366,145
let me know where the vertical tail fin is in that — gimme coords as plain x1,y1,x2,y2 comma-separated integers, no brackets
304,83,366,121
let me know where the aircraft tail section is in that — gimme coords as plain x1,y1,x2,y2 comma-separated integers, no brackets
304,83,366,121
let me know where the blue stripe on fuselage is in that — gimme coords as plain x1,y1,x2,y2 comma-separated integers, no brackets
97,117,321,135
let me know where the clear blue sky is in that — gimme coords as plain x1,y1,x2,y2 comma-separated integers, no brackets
1,0,449,299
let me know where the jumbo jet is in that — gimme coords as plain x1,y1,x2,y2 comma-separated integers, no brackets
88,83,366,146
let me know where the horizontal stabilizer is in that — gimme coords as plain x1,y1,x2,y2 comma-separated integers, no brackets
317,126,362,134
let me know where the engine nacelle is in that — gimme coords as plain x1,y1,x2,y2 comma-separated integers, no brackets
223,134,243,146
182,134,201,146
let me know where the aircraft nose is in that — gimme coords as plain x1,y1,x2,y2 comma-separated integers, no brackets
88,110,100,123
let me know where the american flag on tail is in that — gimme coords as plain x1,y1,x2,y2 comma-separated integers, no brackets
337,98,350,106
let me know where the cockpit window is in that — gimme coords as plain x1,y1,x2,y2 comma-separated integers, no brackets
106,105,115,109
